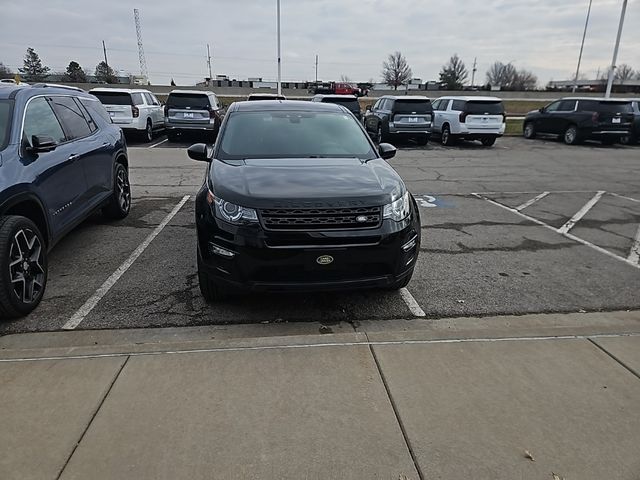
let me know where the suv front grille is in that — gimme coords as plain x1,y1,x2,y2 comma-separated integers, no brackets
260,206,382,230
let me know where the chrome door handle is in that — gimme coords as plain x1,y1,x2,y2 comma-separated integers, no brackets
68,154,80,161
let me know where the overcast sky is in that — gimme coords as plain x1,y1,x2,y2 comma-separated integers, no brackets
1,0,639,86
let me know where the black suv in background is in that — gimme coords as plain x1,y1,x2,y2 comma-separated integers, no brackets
620,99,639,145
363,95,433,145
311,94,362,120
523,97,634,145
164,90,224,142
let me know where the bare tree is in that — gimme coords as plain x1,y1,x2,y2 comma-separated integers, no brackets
382,51,412,90
339,74,352,83
0,62,12,79
513,69,538,90
439,54,468,90
486,61,517,89
615,64,635,82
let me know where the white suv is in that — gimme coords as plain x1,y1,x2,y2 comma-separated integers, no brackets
89,88,165,142
432,96,506,147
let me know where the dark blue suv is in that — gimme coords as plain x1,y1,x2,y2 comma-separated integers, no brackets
0,84,131,318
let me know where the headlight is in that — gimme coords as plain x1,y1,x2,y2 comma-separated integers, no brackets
383,191,410,222
207,190,258,225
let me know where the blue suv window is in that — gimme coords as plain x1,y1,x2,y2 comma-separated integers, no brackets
23,97,66,146
49,96,92,139
0,100,12,150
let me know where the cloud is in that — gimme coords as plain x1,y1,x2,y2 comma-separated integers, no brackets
0,0,638,85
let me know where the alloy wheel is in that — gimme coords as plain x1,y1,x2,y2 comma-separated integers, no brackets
565,127,577,145
146,122,153,142
377,125,383,144
9,229,45,304
117,168,131,212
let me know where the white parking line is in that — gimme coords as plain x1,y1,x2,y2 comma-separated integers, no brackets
473,193,640,270
557,191,605,234
515,191,550,211
610,192,640,204
148,138,168,149
629,225,640,265
399,288,426,317
62,195,191,330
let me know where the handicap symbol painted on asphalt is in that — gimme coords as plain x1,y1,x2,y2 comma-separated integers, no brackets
414,195,452,208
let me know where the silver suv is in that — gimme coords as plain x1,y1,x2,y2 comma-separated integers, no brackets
165,90,223,142
90,88,164,142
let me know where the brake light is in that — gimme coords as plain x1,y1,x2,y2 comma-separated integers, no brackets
131,105,139,118
459,112,469,123
592,112,599,122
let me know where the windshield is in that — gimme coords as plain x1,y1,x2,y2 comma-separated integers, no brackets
393,99,432,114
167,93,210,109
0,100,11,150
465,101,504,114
218,111,375,160
91,91,132,106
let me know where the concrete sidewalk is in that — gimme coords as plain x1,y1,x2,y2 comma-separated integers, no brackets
1,312,640,480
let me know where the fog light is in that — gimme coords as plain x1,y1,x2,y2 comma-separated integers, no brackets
402,235,417,252
209,242,235,258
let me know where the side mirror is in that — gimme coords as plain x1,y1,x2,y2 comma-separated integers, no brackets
539,107,545,113
378,143,396,160
366,105,372,112
188,143,213,162
28,135,57,153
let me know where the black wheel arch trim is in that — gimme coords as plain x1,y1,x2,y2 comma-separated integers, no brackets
0,191,52,247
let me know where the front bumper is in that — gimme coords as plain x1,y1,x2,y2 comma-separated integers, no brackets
195,190,421,292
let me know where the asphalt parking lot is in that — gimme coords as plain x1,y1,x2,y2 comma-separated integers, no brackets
1,136,638,334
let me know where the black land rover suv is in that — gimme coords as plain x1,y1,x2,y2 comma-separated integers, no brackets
523,97,634,145
189,100,421,300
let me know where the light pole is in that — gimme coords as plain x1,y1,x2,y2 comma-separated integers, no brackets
605,0,628,98
572,0,593,93
277,0,282,95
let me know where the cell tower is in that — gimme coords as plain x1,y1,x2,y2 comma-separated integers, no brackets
133,8,148,79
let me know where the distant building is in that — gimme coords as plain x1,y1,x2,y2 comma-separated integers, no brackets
547,79,640,94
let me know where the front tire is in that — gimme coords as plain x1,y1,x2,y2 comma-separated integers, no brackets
563,125,580,145
0,216,48,318
142,120,153,143
103,162,131,219
441,125,454,146
197,255,227,302
523,122,536,139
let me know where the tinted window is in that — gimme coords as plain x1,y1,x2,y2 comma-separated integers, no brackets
23,97,66,146
322,97,360,112
373,100,382,110
545,101,561,112
143,93,155,105
578,100,632,113
49,96,92,139
167,93,211,109
393,99,433,114
81,97,112,124
91,91,132,106
0,100,12,150
439,99,450,111
465,101,504,114
558,100,576,111
219,111,375,160
76,99,98,133
451,100,466,111
131,93,144,105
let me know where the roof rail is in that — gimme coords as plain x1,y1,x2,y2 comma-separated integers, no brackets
31,83,84,92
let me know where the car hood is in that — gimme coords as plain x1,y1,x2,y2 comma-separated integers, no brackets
210,157,404,209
